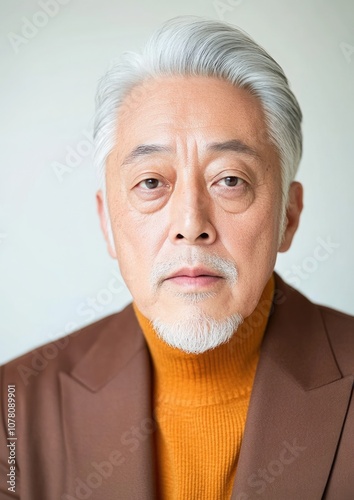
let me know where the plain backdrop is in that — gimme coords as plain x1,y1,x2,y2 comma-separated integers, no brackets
1,0,353,364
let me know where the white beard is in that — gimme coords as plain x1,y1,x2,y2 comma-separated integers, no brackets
152,308,244,354
148,248,245,353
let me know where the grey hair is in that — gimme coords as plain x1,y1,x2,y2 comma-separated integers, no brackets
93,15,302,245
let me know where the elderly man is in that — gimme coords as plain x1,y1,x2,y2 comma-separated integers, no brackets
1,15,354,500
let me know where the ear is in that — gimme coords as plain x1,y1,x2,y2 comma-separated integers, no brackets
278,181,303,253
96,189,117,259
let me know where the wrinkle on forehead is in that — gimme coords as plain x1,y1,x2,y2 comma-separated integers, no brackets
109,75,279,174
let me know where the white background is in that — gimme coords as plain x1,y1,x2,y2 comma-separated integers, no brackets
1,0,353,364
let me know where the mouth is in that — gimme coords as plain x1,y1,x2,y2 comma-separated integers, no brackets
164,267,224,288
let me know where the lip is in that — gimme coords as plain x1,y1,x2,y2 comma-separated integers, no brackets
164,267,223,288
166,267,222,279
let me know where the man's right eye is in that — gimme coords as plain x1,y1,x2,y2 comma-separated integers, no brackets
138,178,161,189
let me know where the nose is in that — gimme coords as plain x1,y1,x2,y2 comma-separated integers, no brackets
168,181,217,245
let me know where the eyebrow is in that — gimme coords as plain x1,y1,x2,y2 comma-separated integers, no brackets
207,139,260,159
121,144,172,167
120,139,260,167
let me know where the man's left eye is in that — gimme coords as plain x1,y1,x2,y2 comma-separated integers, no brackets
218,176,245,187
138,178,162,189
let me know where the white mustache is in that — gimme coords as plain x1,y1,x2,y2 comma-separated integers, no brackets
150,249,238,290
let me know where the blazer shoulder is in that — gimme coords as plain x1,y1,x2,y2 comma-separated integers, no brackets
317,303,354,377
0,304,134,390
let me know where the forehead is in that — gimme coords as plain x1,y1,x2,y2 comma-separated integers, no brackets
109,75,279,171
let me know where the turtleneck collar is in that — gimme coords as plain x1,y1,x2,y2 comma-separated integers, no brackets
133,274,275,407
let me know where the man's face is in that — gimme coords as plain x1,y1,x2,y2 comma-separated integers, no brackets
98,76,301,328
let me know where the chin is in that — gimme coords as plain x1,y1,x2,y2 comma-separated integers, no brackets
169,290,218,305
161,290,240,319
151,307,244,354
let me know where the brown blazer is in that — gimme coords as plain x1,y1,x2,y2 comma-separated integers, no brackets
1,273,354,499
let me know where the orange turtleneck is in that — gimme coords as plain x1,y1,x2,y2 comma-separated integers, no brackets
133,274,275,500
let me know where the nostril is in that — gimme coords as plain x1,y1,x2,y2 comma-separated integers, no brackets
175,232,209,240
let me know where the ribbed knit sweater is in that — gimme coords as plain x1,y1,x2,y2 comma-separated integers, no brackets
133,274,275,499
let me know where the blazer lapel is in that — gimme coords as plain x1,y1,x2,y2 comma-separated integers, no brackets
231,275,354,499
59,305,157,500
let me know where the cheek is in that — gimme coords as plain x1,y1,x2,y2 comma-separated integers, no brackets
222,197,281,266
111,207,168,280
246,208,281,268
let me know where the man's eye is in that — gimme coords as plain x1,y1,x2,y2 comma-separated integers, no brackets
218,176,245,187
138,178,161,189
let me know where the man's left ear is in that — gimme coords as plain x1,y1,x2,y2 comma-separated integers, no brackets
278,181,303,253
